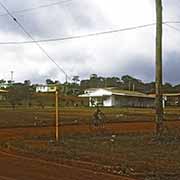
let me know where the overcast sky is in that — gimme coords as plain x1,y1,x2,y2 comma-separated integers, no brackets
0,0,180,84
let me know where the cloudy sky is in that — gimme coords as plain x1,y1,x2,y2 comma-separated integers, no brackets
0,0,179,84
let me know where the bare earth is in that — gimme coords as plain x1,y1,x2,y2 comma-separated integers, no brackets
0,150,136,180
0,121,180,180
0,121,179,140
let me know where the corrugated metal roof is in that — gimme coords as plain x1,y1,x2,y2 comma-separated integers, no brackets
163,93,180,96
149,93,180,97
79,88,154,98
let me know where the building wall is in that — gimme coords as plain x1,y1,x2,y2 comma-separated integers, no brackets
0,93,7,101
88,95,154,108
103,96,113,107
89,96,115,107
36,86,49,93
89,97,104,107
165,96,180,106
0,94,3,101
114,96,154,108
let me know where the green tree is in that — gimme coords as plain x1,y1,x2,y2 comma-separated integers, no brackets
72,76,80,84
7,83,34,108
24,80,31,86
46,79,54,84
0,79,6,84
105,77,121,87
163,82,173,93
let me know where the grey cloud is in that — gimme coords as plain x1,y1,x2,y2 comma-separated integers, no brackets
0,0,180,84
0,0,108,40
164,52,180,84
120,57,155,83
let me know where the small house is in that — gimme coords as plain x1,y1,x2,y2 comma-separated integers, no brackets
79,88,154,108
35,84,57,93
163,93,180,106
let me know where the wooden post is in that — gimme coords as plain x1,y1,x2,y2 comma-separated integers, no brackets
55,89,59,141
133,83,135,91
155,0,163,136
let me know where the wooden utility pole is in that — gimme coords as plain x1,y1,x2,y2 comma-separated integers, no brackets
55,89,59,141
133,83,135,91
155,0,163,136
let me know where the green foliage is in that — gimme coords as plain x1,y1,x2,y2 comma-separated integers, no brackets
72,76,80,83
1,74,179,99
0,79,6,84
79,74,178,94
7,83,34,108
46,79,54,84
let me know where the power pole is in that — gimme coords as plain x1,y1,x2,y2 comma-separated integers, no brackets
10,71,14,83
64,74,68,96
65,74,68,84
155,0,163,136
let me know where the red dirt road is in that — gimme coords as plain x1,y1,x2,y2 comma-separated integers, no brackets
0,151,135,180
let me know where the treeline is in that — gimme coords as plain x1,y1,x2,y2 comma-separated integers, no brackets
80,74,180,94
1,74,180,99
1,74,180,108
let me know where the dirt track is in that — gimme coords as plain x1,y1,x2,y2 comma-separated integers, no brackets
0,151,136,180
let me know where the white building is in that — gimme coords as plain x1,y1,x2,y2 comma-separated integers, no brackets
79,88,154,107
35,84,57,93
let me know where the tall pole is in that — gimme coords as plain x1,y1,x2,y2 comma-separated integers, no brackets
65,74,68,84
64,74,68,96
55,89,59,141
155,0,163,136
10,71,14,83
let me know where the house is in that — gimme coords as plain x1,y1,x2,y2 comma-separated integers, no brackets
79,88,154,107
35,84,57,93
148,93,180,107
162,93,180,106
0,83,11,89
158,93,180,106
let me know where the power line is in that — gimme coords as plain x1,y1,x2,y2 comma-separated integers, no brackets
164,23,180,32
163,21,180,24
0,0,73,17
0,1,71,81
0,23,156,45
0,21,180,45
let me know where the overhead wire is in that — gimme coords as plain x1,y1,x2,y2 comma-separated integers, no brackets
0,23,156,45
164,23,180,32
0,1,180,80
0,1,71,81
0,21,180,45
0,0,74,17
163,21,180,24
